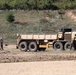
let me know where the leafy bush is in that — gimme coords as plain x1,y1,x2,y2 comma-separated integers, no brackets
53,0,76,9
0,3,3,10
6,12,15,23
3,3,11,10
0,0,76,10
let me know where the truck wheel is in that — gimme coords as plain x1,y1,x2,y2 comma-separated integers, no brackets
73,40,76,50
53,42,63,51
19,41,27,51
29,42,37,52
64,42,72,51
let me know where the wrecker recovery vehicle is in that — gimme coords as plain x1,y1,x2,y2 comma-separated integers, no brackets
16,28,76,52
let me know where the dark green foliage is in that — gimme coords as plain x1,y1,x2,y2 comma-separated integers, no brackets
0,0,76,10
53,0,76,9
3,3,12,10
6,12,15,23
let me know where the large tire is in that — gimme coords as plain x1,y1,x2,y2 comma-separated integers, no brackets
64,42,72,51
19,41,27,51
73,40,76,50
53,42,63,51
29,42,37,52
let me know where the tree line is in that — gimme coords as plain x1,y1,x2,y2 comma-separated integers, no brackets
0,0,76,10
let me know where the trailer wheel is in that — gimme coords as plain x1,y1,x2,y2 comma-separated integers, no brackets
64,42,72,51
29,42,37,52
53,42,63,51
19,41,27,51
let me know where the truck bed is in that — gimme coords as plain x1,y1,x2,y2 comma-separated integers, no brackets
20,34,57,40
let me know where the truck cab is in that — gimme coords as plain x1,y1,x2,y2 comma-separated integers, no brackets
53,28,76,51
57,28,72,41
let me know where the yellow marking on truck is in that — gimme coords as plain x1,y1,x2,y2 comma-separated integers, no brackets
39,45,48,48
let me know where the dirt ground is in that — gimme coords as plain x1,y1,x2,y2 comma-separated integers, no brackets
0,61,76,75
0,45,76,63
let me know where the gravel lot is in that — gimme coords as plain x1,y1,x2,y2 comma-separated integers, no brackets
0,61,76,75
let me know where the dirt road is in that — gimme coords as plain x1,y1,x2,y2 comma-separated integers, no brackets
0,61,76,75
0,45,76,63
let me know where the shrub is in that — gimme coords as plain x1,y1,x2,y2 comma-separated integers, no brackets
0,0,76,10
6,12,15,23
3,3,11,10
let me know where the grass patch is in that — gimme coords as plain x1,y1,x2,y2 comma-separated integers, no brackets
0,10,76,44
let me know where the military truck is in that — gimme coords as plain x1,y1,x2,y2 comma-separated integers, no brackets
16,28,76,52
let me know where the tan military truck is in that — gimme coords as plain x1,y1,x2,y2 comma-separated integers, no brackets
16,28,76,52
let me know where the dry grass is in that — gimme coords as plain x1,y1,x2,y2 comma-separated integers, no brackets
0,10,76,44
